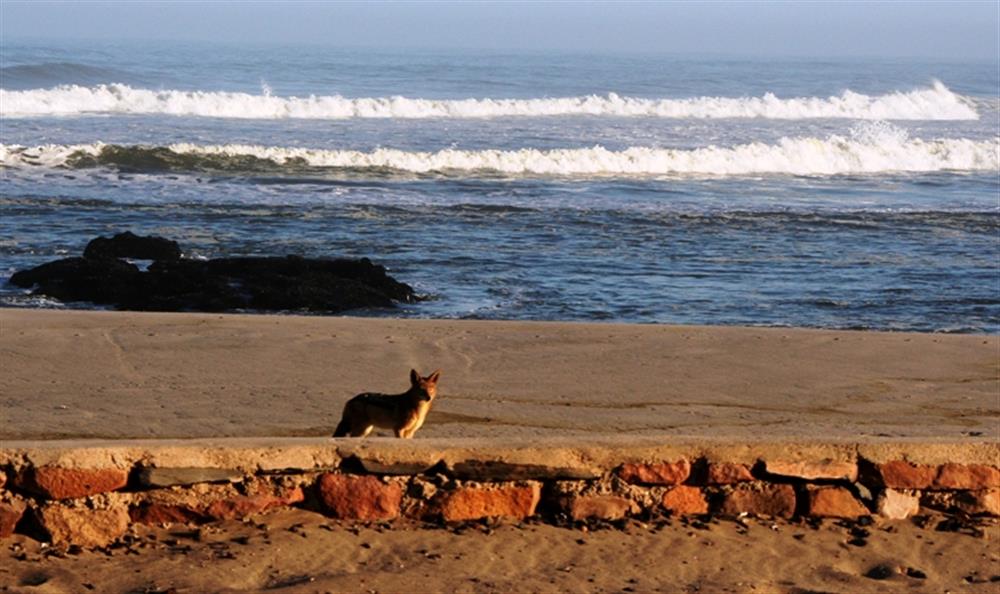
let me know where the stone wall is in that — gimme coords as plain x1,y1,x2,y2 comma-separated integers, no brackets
1,439,997,548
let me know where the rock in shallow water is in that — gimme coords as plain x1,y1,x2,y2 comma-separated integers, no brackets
9,232,419,314
83,231,182,261
10,256,142,304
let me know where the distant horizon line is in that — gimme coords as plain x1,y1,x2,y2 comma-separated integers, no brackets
3,35,998,64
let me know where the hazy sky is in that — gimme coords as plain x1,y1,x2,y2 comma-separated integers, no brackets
2,1,997,60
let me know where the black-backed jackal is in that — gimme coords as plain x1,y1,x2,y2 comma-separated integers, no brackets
333,369,441,438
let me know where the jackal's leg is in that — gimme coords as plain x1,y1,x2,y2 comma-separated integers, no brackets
333,417,351,437
351,424,374,437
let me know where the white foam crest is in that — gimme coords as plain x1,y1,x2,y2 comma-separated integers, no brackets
0,81,979,120
2,132,996,176
0,142,103,167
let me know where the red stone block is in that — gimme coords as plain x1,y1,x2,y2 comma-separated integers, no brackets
317,474,402,521
806,487,868,518
129,503,206,526
876,489,920,520
618,459,691,485
16,466,129,500
934,464,1000,490
955,488,1000,516
765,460,857,482
720,483,796,518
661,486,709,515
130,481,305,526
204,485,304,521
0,499,27,538
875,461,937,489
439,484,541,522
705,463,754,485
38,504,130,548
568,495,634,521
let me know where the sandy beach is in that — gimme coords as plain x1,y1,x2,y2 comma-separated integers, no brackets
3,508,998,594
2,308,997,441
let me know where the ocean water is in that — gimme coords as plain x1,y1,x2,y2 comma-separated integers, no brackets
1,40,998,332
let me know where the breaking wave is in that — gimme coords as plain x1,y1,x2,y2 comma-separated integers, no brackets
2,127,996,177
0,81,979,120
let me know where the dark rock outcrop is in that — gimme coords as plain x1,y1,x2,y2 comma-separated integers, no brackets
10,233,418,314
83,231,182,261
10,257,142,305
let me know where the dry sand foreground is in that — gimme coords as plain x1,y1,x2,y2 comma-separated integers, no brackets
1,308,998,593
2,508,998,594
1,308,997,441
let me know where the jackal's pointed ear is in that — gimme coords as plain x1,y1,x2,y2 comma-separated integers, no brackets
410,368,420,385
427,370,441,384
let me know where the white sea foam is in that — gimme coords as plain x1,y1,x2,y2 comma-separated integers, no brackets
2,128,996,177
0,81,979,120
